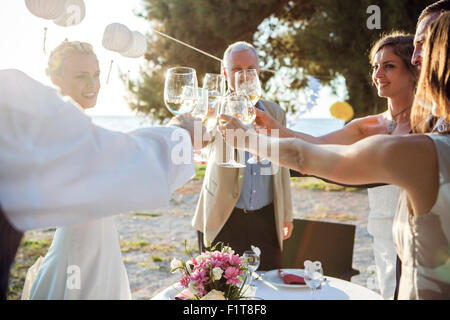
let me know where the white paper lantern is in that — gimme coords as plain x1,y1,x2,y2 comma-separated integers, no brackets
25,0,65,20
120,31,148,58
53,0,86,27
102,23,134,53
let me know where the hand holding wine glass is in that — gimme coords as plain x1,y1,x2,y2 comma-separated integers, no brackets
216,93,254,168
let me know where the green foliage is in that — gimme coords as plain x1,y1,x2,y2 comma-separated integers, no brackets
127,0,434,121
265,0,435,117
128,0,289,123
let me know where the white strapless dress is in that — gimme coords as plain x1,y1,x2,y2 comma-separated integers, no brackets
21,216,131,300
367,185,400,300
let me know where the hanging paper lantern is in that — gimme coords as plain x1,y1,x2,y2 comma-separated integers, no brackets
25,0,65,20
120,31,148,58
53,0,86,27
102,23,134,53
330,102,354,122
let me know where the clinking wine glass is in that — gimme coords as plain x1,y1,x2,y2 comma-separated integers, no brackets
202,73,226,131
304,260,324,299
216,93,254,168
164,67,198,115
188,87,208,121
243,250,260,287
234,69,264,164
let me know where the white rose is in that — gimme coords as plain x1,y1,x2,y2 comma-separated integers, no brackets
223,246,235,254
170,258,183,272
212,267,223,281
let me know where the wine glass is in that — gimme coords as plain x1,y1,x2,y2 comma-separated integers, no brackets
234,69,261,106
234,69,264,164
202,73,226,130
164,67,198,115
243,250,260,286
216,93,254,168
189,87,208,121
303,260,324,299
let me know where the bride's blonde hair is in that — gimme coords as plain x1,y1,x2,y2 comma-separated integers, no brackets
46,40,96,78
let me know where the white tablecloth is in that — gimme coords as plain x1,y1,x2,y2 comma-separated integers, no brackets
152,273,383,300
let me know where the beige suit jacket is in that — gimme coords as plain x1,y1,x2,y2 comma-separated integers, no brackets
192,100,293,250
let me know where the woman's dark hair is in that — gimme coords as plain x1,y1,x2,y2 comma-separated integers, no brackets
370,31,417,83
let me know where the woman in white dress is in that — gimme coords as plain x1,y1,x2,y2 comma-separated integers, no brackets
22,41,131,300
252,32,417,299
219,12,450,299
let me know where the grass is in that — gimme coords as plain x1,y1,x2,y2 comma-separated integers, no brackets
194,164,206,180
133,212,162,218
303,211,357,222
8,238,52,300
290,177,358,192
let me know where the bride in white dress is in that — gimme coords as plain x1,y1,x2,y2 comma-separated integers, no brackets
22,41,131,299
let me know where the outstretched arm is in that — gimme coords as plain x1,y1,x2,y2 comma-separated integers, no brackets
256,108,388,145
218,115,439,216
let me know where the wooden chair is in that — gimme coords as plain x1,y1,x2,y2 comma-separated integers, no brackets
282,219,360,281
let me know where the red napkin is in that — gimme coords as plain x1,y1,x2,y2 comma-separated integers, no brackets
278,269,306,285
175,288,195,300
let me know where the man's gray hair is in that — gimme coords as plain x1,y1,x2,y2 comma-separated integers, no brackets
223,41,259,68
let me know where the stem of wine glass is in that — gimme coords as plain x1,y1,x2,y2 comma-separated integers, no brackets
248,271,253,286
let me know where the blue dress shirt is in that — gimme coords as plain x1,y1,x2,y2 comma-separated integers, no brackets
235,101,274,211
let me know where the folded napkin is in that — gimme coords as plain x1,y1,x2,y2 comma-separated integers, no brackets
175,288,195,300
278,269,306,285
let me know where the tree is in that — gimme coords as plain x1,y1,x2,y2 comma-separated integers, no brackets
263,0,435,117
127,0,435,121
127,0,289,123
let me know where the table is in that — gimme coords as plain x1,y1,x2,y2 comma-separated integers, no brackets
152,272,383,300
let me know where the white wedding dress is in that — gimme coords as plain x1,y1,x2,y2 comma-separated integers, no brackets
367,184,400,300
22,216,131,300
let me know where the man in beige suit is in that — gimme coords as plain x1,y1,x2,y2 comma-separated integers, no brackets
192,41,293,270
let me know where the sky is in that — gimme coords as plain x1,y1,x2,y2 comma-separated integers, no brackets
0,0,342,118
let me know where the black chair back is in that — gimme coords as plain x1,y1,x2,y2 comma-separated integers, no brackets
282,219,359,281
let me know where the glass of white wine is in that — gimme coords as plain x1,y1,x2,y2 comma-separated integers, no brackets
235,69,261,106
216,93,255,168
190,87,209,121
234,69,264,164
164,67,198,115
202,73,226,131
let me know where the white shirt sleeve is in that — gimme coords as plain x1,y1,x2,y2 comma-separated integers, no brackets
0,69,195,231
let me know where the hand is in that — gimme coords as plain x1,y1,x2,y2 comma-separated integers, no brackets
283,221,294,240
217,114,253,150
255,108,281,135
167,113,210,150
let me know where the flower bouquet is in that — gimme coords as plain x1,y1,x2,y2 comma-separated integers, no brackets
170,242,251,300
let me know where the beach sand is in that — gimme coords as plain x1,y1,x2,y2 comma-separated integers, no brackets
9,177,379,300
